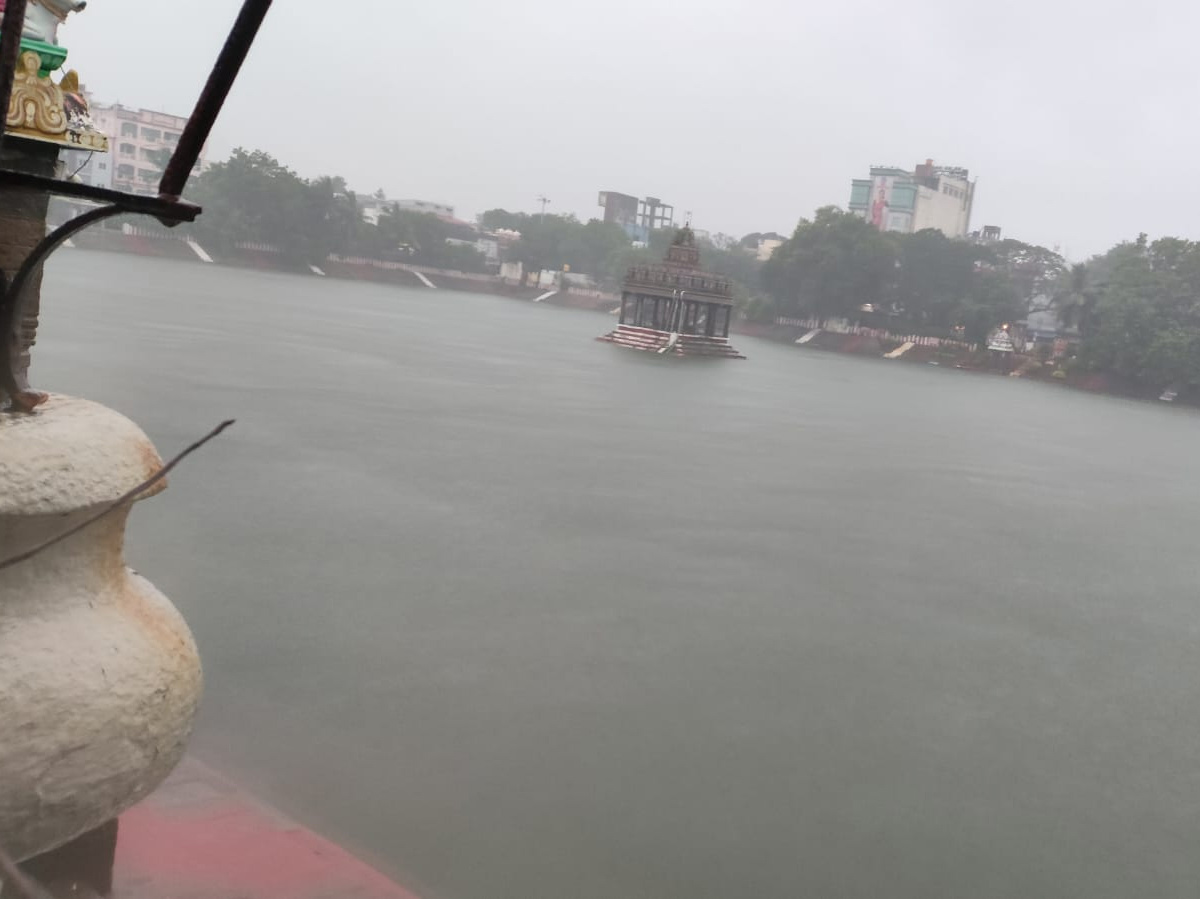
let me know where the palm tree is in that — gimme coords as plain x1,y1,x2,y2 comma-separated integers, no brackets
1053,263,1097,336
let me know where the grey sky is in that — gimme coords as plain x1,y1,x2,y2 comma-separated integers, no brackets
61,1,1196,258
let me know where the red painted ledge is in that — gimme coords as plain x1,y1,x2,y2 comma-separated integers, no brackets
114,756,414,899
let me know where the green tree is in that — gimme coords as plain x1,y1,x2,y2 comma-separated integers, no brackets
988,239,1066,306
479,208,531,232
955,270,1024,345
887,228,980,332
1142,325,1200,388
698,235,764,301
375,205,487,271
491,211,635,285
1069,233,1200,389
762,207,895,323
1051,263,1098,336
187,148,314,263
297,175,361,260
1080,292,1158,382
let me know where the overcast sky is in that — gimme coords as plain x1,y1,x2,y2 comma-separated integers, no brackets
60,0,1197,259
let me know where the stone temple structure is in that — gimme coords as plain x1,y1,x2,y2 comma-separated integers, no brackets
598,224,745,359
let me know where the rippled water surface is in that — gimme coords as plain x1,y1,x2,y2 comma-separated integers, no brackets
37,251,1200,896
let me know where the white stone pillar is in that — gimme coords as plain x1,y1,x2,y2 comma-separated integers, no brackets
0,395,202,862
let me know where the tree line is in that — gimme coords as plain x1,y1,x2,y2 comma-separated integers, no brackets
758,206,1064,344
761,207,1200,391
167,148,1200,391
181,148,491,272
1058,235,1200,390
478,208,763,297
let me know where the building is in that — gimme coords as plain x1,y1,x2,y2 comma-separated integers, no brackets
598,191,639,230
597,225,744,359
970,224,1002,243
739,231,786,261
598,190,675,243
358,195,455,226
60,100,205,196
357,193,390,226
756,238,783,261
446,235,501,267
638,196,674,232
849,159,975,238
735,231,785,260
396,198,454,218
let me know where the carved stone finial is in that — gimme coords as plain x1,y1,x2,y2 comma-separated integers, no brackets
8,49,65,134
3,51,106,149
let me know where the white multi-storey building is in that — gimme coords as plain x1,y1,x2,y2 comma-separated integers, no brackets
358,194,456,226
848,159,975,239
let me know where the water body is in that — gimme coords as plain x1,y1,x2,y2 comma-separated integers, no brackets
35,250,1200,897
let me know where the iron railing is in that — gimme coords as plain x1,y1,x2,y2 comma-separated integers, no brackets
0,0,273,410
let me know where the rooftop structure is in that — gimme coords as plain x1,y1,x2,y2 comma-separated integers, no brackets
598,190,676,243
397,197,454,218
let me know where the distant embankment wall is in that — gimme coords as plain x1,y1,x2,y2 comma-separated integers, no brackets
64,230,620,308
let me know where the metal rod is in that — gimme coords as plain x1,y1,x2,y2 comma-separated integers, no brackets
5,204,124,315
0,0,29,156
1,203,123,410
0,169,201,220
158,0,273,199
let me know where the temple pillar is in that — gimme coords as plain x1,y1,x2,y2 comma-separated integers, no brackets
0,9,203,881
0,138,58,394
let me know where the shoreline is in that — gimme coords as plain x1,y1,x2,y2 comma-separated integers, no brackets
751,323,1194,407
61,232,1194,410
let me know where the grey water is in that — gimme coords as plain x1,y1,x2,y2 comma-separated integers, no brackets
37,250,1200,896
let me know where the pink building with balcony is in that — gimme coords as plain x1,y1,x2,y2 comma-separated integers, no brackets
81,101,206,195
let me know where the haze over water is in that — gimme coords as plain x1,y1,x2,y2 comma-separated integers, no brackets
38,252,1200,896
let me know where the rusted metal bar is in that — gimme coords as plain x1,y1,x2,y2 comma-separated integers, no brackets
0,169,201,221
0,0,276,411
1,204,121,410
158,0,273,199
0,0,29,157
